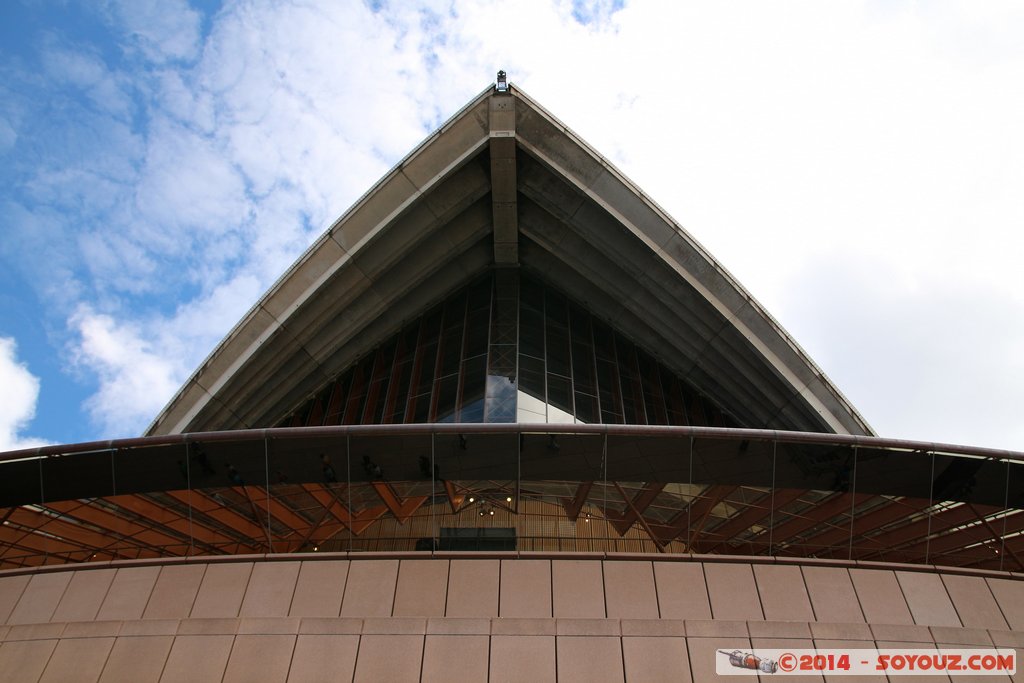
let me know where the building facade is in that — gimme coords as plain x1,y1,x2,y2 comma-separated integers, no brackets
1,78,1022,681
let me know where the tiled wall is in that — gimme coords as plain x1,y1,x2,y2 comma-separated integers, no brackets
0,556,1021,681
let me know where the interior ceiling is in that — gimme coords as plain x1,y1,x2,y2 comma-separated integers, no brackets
146,85,871,438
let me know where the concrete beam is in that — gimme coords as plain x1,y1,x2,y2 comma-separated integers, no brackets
489,94,518,264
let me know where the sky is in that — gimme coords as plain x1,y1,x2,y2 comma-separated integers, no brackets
1,0,1022,453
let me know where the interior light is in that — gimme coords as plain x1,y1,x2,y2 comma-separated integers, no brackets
506,496,512,503
489,510,495,516
468,496,475,503
313,546,319,552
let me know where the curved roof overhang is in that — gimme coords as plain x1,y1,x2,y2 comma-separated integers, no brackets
145,83,871,437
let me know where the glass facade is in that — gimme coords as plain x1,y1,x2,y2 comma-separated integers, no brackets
278,270,737,429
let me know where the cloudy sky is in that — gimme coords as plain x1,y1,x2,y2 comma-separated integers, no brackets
1,0,1022,453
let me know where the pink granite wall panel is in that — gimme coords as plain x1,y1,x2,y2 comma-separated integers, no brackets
143,564,205,620
96,635,173,683
446,560,499,617
340,559,398,617
158,634,233,683
189,562,253,619
895,571,961,627
352,634,424,682
622,635,691,682
942,574,1008,630
0,575,31,625
289,560,348,617
653,562,711,620
0,638,59,683
393,559,449,617
421,634,489,683
499,559,551,618
96,566,160,621
557,636,625,683
986,577,1024,630
8,572,72,625
238,561,300,618
704,563,764,621
221,634,295,683
287,634,359,683
490,635,556,683
849,568,913,626
802,566,864,623
38,636,114,683
604,560,659,619
551,560,605,618
753,564,814,622
50,568,115,623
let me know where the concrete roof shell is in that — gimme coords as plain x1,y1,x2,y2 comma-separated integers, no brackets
146,83,872,437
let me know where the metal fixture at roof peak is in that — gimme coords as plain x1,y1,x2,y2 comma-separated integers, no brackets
495,70,508,92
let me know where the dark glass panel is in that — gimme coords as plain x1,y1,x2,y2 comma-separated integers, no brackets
686,393,708,426
547,373,573,417
383,325,419,423
113,443,190,496
464,303,489,360
342,358,372,424
436,299,465,379
592,318,615,361
607,434,690,482
467,276,492,311
637,350,668,425
518,355,545,400
773,441,856,491
691,437,775,489
570,341,596,396
267,434,346,486
434,432,517,480
327,372,352,425
546,324,571,378
853,447,934,500
186,438,268,492
458,355,487,422
42,450,115,501
0,458,42,506
661,369,688,425
922,454,1010,566
519,307,544,361
615,336,645,424
434,374,460,423
519,432,604,480
573,391,599,424
405,310,442,423
362,341,396,424
485,374,517,423
349,433,432,483
545,289,571,377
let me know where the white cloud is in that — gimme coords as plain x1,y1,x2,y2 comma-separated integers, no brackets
71,307,185,437
40,40,135,120
0,338,49,452
106,0,203,64
69,271,265,437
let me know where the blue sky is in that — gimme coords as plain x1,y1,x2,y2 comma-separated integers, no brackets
1,0,1023,452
